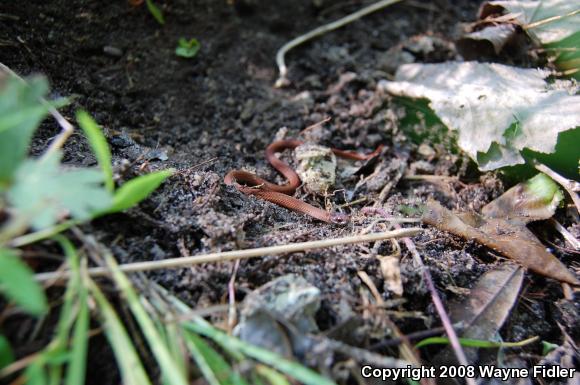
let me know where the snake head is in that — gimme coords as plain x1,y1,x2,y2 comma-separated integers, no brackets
330,212,350,225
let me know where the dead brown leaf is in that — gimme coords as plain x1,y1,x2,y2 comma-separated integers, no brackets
434,265,524,364
422,199,578,285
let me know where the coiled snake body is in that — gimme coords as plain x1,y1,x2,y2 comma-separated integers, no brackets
224,140,382,223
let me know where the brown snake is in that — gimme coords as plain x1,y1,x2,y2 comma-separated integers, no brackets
224,140,382,224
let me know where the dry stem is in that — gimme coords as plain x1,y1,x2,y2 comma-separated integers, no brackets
274,0,403,87
35,227,422,282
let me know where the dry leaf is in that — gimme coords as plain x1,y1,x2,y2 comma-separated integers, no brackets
378,255,403,296
433,265,524,365
422,199,578,285
379,62,580,171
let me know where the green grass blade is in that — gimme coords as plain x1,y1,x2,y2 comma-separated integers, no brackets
65,272,89,385
184,331,249,385
25,362,48,385
104,252,188,385
0,334,14,370
184,332,222,385
76,110,114,192
0,248,47,315
46,236,83,385
183,320,336,385
53,236,81,341
164,323,188,381
415,335,539,349
255,365,291,385
89,280,152,385
10,220,78,248
145,0,165,24
104,169,174,214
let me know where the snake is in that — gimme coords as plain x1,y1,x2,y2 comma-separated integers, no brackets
224,140,382,224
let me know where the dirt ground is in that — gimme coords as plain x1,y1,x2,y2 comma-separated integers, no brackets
1,1,578,384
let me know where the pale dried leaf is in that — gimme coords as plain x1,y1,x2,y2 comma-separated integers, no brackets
482,0,580,44
380,62,580,170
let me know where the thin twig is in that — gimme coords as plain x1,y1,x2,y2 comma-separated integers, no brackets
0,62,74,157
227,259,240,334
524,8,580,30
35,228,422,282
394,223,476,385
298,116,331,136
337,196,367,208
549,219,580,251
404,175,459,182
360,207,420,223
535,162,580,214
274,0,403,87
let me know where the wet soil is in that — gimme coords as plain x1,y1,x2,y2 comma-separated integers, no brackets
1,1,578,384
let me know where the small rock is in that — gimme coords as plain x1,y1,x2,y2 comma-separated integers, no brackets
239,99,255,122
103,46,123,58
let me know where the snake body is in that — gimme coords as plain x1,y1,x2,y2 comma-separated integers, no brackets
224,140,382,224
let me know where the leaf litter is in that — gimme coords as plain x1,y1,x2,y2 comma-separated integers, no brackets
422,173,578,285
432,264,524,365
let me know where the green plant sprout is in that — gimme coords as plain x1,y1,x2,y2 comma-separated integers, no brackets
0,73,173,317
175,38,200,58
145,0,164,25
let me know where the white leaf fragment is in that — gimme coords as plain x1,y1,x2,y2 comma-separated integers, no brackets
379,61,580,170
484,0,580,44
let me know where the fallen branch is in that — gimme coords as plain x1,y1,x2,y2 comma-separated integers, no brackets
35,227,422,282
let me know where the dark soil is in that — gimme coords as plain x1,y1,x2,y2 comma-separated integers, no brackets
1,1,578,384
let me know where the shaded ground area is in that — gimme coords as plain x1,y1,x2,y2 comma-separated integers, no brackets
1,0,577,384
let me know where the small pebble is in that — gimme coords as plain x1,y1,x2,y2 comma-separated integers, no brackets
103,45,123,57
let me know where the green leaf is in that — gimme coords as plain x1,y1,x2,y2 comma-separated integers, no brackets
541,340,559,355
145,0,165,25
0,75,50,185
0,334,14,370
175,38,200,59
7,151,112,230
76,110,114,192
0,248,47,315
415,336,538,349
105,169,174,214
